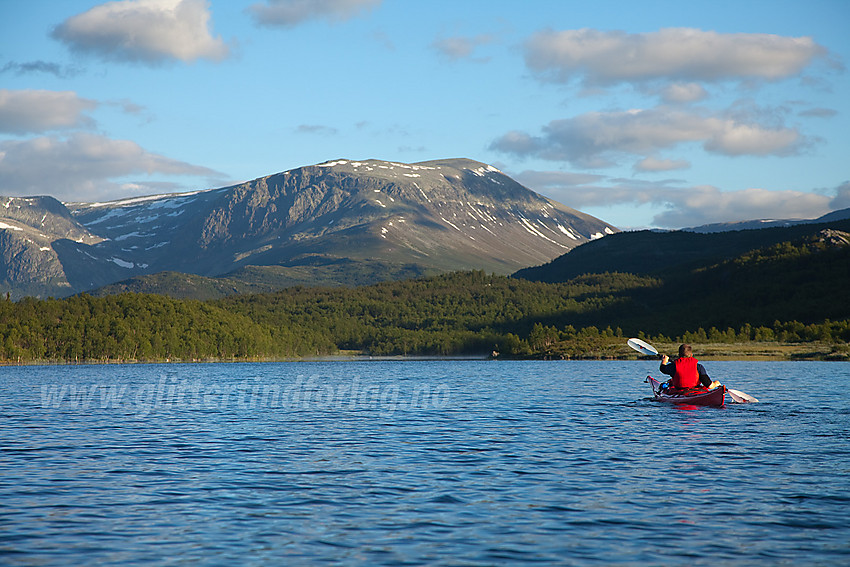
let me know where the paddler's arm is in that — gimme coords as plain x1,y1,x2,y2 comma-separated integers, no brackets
659,355,674,377
697,363,712,387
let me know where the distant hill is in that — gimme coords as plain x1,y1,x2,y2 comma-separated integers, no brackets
514,217,850,283
514,222,850,336
657,228,850,331
1,158,616,299
90,260,437,300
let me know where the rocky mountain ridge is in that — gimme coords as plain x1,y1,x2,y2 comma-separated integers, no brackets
1,158,617,298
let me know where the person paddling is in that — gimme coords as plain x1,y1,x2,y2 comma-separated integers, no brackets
659,343,715,391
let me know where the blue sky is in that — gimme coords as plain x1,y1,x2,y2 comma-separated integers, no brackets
1,0,848,229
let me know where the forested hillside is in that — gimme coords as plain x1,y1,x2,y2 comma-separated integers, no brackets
1,226,848,363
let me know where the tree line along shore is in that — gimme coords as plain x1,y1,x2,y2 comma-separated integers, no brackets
2,271,848,364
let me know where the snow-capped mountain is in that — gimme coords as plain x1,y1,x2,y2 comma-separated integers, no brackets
1,158,618,298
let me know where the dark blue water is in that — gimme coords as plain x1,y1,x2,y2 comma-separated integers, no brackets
1,361,848,565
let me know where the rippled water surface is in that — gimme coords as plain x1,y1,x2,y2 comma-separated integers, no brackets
2,360,849,565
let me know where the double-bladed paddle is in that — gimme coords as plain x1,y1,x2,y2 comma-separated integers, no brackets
627,338,759,403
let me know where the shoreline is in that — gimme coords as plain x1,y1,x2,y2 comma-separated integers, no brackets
1,343,847,366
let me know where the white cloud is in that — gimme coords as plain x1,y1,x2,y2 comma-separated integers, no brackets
831,182,850,210
296,124,339,135
0,60,82,78
0,89,97,134
0,133,224,201
798,107,838,118
653,186,831,226
634,157,690,172
659,83,707,104
247,0,381,27
703,122,800,156
491,106,803,168
513,169,839,228
513,170,606,190
488,131,543,160
52,0,229,64
524,28,827,86
432,34,494,61
514,170,668,209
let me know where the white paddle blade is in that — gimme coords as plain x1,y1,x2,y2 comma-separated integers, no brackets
727,388,759,403
627,338,658,357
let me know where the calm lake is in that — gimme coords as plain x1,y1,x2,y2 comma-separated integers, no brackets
1,360,848,565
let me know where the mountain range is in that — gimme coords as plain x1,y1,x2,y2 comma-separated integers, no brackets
0,158,617,299
684,207,850,233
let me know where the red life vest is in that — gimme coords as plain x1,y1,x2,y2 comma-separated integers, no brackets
673,357,699,389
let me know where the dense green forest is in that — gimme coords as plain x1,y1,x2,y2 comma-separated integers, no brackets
1,227,849,363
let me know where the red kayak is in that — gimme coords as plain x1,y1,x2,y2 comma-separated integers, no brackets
645,376,726,407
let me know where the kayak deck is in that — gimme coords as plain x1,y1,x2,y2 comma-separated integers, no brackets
645,376,726,407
